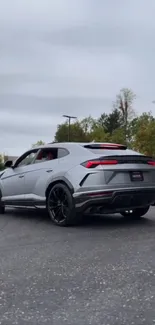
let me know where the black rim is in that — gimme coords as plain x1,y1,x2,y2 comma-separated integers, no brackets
48,187,69,224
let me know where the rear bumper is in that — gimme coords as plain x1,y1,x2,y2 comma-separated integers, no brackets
73,188,155,213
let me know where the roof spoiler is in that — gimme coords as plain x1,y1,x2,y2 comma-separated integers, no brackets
48,141,58,144
83,143,127,150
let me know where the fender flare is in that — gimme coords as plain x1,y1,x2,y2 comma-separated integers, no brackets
45,176,74,197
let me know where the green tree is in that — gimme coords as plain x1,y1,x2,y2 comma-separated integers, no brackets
109,128,126,145
89,124,110,142
80,116,96,136
54,121,89,142
98,108,123,135
131,112,155,156
32,140,45,148
80,116,110,142
114,88,136,142
0,154,4,170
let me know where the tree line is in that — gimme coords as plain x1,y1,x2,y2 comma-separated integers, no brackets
54,88,155,156
0,87,155,170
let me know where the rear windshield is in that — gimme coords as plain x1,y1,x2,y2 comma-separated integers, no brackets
86,148,142,156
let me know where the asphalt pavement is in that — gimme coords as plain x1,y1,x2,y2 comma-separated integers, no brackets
0,207,155,325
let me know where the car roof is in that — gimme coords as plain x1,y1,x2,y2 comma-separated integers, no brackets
33,142,126,150
33,142,81,150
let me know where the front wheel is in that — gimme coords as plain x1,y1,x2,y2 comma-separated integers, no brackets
47,183,77,227
121,206,150,219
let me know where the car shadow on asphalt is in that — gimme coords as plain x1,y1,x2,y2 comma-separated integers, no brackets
5,208,154,229
80,213,153,228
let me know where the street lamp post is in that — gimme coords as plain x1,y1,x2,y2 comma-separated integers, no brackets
63,115,77,142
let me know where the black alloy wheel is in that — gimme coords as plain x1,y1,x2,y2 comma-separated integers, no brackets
47,183,76,226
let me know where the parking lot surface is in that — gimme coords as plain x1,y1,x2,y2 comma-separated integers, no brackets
0,208,155,325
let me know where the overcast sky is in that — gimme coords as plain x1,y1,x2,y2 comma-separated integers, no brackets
1,0,155,156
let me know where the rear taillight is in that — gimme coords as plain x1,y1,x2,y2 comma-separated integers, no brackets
148,161,155,166
81,160,118,168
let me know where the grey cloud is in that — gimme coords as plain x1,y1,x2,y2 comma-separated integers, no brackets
0,0,89,31
0,0,155,155
40,25,128,50
0,120,54,137
38,18,155,56
0,94,111,117
0,73,49,94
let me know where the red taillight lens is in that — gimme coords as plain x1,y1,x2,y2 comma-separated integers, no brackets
82,160,118,168
148,161,155,166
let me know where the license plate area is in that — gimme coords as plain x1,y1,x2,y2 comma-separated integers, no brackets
130,171,143,182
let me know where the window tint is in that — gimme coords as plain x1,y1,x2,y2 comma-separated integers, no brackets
16,151,38,167
34,148,58,163
58,148,69,158
33,147,69,164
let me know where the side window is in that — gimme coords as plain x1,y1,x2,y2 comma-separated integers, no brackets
58,148,69,159
15,150,38,168
34,148,58,164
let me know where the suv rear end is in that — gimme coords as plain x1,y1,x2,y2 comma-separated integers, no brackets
72,143,155,215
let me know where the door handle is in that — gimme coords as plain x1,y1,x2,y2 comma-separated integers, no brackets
46,170,53,173
19,175,24,178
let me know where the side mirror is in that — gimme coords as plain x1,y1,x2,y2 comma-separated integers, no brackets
4,160,13,168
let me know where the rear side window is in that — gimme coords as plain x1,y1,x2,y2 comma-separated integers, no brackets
58,148,69,158
34,148,58,163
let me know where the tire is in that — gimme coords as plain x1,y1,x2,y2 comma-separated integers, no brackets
47,183,77,227
0,192,5,214
121,206,150,219
0,206,5,214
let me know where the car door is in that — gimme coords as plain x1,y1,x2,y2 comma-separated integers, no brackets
1,149,39,204
23,147,60,204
